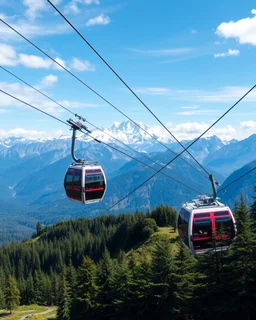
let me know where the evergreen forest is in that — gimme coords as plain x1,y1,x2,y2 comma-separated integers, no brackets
0,195,256,320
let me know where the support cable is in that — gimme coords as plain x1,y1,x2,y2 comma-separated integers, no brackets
0,18,206,177
100,85,256,214
0,89,205,195
47,0,211,176
0,65,209,180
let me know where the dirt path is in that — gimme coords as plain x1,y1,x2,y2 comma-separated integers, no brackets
19,307,55,320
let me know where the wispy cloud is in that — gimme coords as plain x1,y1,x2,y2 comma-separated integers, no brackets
133,87,170,95
176,109,217,116
129,47,195,56
0,43,95,72
64,0,100,15
0,13,69,40
22,0,62,20
240,120,256,129
216,9,256,45
180,105,200,109
164,122,237,141
133,86,256,103
0,128,65,140
214,49,240,58
69,58,95,71
40,74,58,88
0,80,100,116
86,14,110,26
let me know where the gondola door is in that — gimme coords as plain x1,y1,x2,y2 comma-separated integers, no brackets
64,168,83,203
192,212,213,253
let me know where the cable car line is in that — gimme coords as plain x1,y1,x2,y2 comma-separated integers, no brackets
0,65,209,181
0,88,205,196
217,166,256,193
0,90,69,127
47,0,211,177
1,18,203,174
0,66,76,116
101,84,256,214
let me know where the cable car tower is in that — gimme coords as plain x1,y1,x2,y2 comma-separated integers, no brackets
177,174,236,254
64,119,107,204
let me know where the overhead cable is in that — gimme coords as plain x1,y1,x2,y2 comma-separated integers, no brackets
101,85,256,214
47,0,211,176
1,88,205,195
0,65,209,180
218,166,256,193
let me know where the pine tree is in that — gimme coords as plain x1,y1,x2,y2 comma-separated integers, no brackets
0,288,5,309
70,256,98,319
128,255,153,319
4,275,20,313
250,186,256,223
57,274,71,320
172,244,202,319
150,235,174,317
226,195,256,319
0,268,5,309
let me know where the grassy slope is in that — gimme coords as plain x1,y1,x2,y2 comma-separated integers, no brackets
0,305,56,320
127,226,179,261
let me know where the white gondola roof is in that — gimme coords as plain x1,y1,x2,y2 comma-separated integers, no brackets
183,195,228,210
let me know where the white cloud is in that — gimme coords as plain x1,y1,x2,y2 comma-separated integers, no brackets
0,43,17,66
193,86,256,103
0,128,65,140
0,43,94,72
216,9,256,45
64,0,81,15
40,74,58,87
19,53,53,68
240,120,256,129
214,49,240,58
0,13,69,41
180,105,200,109
23,0,62,20
70,58,95,71
176,109,217,116
64,0,100,15
129,47,194,56
134,86,256,103
85,0,100,4
164,122,237,141
86,14,110,26
134,87,170,95
53,57,68,70
0,80,100,116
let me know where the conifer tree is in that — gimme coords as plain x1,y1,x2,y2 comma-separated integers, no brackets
128,255,153,318
57,274,71,320
0,268,5,309
70,256,98,319
250,186,256,223
4,275,20,313
225,195,256,319
172,244,202,319
150,235,174,317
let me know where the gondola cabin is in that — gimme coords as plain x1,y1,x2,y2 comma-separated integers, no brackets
178,196,236,254
64,163,106,204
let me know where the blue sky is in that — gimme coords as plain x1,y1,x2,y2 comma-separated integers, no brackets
0,0,256,141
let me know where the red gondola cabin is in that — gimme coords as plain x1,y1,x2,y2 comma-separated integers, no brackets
178,196,236,254
64,163,106,204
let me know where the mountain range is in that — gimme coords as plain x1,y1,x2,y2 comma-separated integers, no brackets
0,120,255,243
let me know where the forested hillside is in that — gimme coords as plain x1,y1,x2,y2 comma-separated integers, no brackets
0,197,256,319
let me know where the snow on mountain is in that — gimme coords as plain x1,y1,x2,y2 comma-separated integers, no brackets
0,120,243,161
